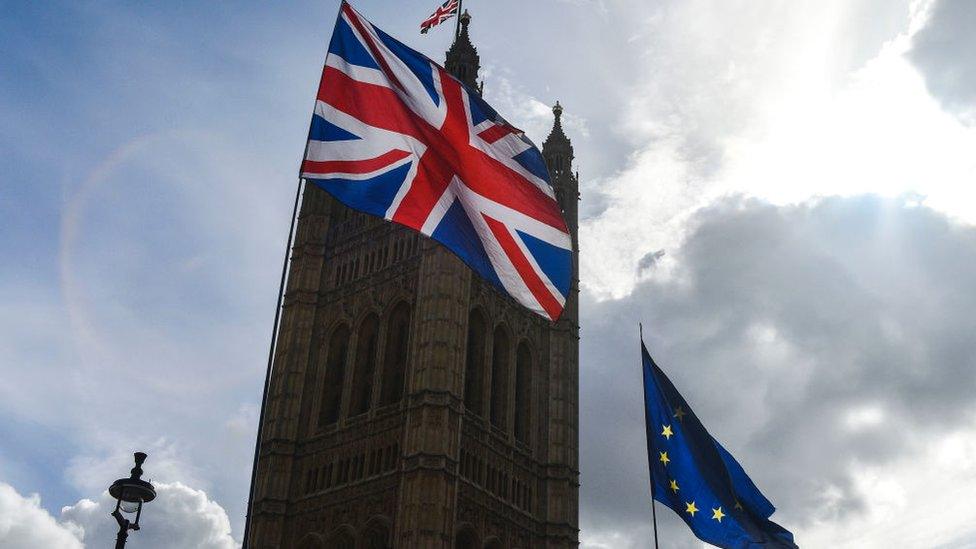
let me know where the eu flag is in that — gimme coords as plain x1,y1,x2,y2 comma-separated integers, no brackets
641,341,798,548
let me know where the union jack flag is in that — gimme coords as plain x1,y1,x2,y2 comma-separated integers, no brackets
301,2,573,321
420,0,459,34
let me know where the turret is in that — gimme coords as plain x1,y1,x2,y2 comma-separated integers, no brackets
444,10,481,91
543,101,578,232
543,101,579,325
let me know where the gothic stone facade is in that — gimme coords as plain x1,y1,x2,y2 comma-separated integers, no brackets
251,14,580,548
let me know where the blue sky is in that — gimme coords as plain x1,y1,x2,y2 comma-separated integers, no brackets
3,1,976,547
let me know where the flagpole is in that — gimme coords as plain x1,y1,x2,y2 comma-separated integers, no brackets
241,176,303,549
241,3,345,545
454,0,463,38
640,323,661,549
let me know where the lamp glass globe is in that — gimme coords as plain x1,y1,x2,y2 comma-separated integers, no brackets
120,499,140,514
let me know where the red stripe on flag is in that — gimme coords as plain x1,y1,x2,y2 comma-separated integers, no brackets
303,149,411,175
476,124,516,144
318,67,425,141
482,214,563,321
342,3,407,93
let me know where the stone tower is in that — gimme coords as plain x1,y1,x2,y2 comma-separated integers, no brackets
251,13,579,549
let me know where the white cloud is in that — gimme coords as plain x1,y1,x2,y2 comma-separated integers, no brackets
581,138,701,298
579,0,976,298
64,441,207,498
0,483,83,549
481,68,590,146
796,418,976,548
722,17,976,219
61,482,238,549
0,481,237,549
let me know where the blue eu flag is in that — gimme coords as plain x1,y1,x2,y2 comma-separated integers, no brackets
641,341,798,548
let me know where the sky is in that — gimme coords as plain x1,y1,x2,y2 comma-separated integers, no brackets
1,0,975,547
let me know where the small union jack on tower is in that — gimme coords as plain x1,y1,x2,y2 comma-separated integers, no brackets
420,0,460,34
301,1,573,321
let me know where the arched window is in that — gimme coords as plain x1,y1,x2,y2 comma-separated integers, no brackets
490,326,510,429
350,315,380,416
514,342,532,443
379,302,411,406
362,520,391,549
319,324,350,426
464,310,487,416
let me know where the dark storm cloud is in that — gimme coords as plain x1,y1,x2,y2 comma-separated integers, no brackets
578,194,976,543
908,0,976,122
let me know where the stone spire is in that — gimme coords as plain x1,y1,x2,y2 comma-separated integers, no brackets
444,10,481,91
543,101,580,328
543,101,575,181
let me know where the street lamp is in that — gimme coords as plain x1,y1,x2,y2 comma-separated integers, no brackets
109,452,156,549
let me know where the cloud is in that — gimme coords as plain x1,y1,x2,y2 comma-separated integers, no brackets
61,482,238,549
64,441,207,498
0,481,237,549
579,194,976,548
0,483,83,549
580,0,976,298
480,69,590,148
908,0,976,123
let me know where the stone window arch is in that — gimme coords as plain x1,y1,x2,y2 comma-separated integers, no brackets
464,309,487,416
490,325,510,429
514,342,532,444
350,314,380,416
319,324,350,427
379,302,411,406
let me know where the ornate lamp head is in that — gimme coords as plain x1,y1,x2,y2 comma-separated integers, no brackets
109,452,156,529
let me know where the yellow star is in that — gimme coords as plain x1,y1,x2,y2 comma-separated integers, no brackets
685,501,698,516
661,424,674,440
669,479,679,493
734,499,744,511
712,507,725,522
659,451,670,466
673,406,687,421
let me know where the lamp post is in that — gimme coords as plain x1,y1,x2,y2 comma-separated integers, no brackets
109,452,156,549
